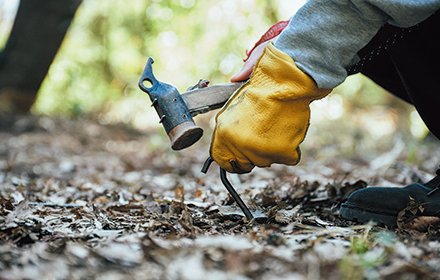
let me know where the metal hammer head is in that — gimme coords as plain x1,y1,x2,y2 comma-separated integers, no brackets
138,58,203,150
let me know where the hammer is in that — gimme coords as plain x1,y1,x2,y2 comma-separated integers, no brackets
138,57,244,150
138,58,254,221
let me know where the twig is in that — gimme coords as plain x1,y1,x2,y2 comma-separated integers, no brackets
12,202,83,208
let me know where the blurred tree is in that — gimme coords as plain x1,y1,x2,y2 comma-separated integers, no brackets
0,0,81,113
34,0,280,116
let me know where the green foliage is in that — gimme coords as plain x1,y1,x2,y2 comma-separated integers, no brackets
339,231,398,280
34,0,282,115
350,235,370,254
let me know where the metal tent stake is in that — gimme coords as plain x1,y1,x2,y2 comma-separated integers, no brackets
201,157,254,220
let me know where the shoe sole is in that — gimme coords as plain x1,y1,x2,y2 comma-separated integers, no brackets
340,203,397,228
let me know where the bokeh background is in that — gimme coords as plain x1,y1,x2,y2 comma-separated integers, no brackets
0,0,433,165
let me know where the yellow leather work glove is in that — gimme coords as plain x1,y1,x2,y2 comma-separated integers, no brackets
210,43,332,173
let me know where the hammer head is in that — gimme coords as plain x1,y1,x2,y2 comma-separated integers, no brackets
138,58,203,150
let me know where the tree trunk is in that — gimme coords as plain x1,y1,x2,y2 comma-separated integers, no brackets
0,0,82,113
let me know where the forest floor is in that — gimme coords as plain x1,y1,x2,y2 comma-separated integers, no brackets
1,113,440,280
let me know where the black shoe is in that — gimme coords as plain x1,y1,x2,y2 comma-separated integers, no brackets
340,168,440,227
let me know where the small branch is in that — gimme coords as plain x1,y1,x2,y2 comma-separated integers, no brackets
12,202,83,208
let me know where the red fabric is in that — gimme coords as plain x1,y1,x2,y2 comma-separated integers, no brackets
244,20,290,62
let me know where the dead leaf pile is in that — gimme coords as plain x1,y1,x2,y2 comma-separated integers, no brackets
1,115,440,279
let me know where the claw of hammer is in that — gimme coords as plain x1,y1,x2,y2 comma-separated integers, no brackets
201,157,254,221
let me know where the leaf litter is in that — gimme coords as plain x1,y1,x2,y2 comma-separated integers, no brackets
1,115,440,279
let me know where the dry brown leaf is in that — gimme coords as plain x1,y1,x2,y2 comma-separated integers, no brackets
195,189,202,197
397,197,430,229
401,217,440,232
174,186,185,201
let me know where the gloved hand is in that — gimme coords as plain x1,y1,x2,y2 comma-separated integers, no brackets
210,43,332,173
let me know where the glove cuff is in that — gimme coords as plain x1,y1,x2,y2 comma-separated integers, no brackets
244,20,290,62
252,43,331,101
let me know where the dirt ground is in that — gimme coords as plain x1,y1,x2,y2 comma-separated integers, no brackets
1,114,440,280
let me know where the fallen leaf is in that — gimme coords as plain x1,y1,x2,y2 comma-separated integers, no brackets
401,217,440,232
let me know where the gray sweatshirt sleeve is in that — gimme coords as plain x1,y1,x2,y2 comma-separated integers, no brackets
274,0,440,89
